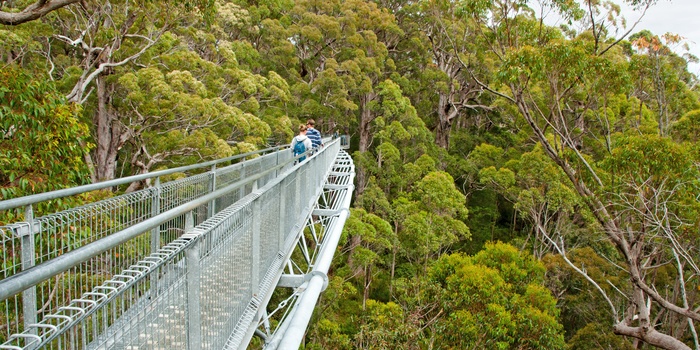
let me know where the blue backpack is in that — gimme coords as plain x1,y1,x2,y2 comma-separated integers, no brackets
293,140,307,162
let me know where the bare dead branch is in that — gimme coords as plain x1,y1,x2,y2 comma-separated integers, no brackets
599,1,652,56
537,224,619,322
66,34,158,103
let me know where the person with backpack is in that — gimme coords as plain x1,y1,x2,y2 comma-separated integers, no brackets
306,119,323,149
291,124,312,163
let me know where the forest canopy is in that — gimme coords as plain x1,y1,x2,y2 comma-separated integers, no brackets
1,0,699,348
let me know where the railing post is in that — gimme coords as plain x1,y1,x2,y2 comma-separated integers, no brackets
186,211,194,232
185,237,202,350
251,200,261,297
150,178,161,297
21,204,37,341
151,177,161,253
294,168,301,220
275,150,280,178
208,165,217,218
239,159,246,200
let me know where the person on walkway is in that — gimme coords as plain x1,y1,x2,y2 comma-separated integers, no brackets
306,119,323,149
291,124,312,163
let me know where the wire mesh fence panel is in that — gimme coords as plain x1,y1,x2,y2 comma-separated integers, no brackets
198,205,254,350
0,224,25,340
259,190,280,281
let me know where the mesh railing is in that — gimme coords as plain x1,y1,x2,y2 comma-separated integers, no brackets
0,146,294,346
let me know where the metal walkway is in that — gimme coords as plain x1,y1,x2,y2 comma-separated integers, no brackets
0,138,354,349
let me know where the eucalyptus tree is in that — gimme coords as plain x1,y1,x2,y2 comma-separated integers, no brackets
0,0,214,26
479,144,582,259
428,243,565,349
355,79,435,193
394,0,493,149
305,0,403,154
628,31,700,136
448,0,700,348
1,0,225,183
342,208,395,310
58,1,199,182
283,0,357,132
393,170,469,271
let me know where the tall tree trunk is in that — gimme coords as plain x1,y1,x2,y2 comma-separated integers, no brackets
363,265,371,311
356,92,376,195
358,93,374,152
435,93,459,149
94,77,125,182
435,119,451,149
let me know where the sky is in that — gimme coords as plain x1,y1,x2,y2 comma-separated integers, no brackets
619,0,700,74
535,0,700,75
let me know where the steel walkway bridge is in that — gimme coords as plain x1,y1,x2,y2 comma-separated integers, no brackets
0,137,354,350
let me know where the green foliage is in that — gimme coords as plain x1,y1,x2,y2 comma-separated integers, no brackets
5,0,700,347
0,66,92,219
542,247,630,345
429,243,565,349
567,323,634,350
353,178,392,220
600,134,700,217
356,300,413,349
305,275,359,349
671,108,700,142
344,208,394,254
393,171,470,267
472,242,546,292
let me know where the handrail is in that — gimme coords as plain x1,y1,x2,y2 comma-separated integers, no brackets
0,158,289,301
0,144,289,212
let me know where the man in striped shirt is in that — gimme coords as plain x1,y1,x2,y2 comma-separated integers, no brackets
306,119,323,149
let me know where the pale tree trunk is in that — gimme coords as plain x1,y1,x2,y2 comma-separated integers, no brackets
620,288,686,350
428,37,489,150
614,321,691,350
358,92,375,153
433,82,491,150
362,265,371,311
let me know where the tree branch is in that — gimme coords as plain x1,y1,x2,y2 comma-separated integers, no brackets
613,323,691,350
66,34,158,102
0,0,80,25
537,225,619,322
599,1,652,56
